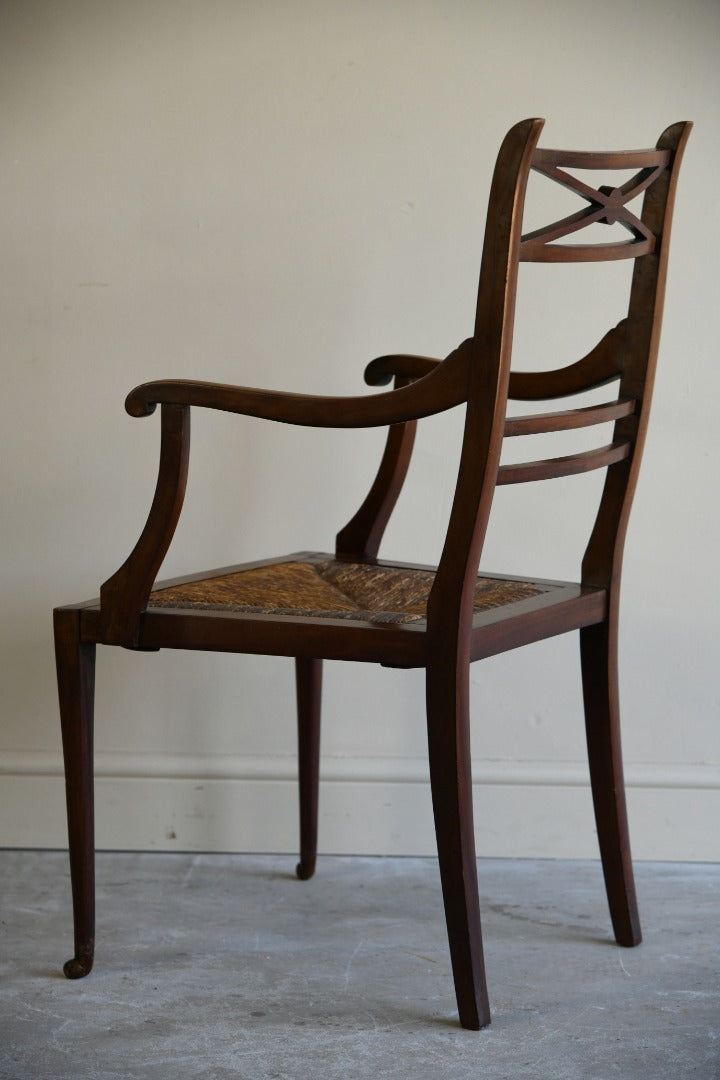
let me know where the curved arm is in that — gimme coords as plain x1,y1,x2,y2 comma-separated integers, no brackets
508,321,625,401
125,339,471,428
99,403,190,646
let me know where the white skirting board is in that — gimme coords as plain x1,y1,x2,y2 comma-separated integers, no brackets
1,752,718,861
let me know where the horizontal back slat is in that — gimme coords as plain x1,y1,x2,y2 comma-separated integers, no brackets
504,398,635,437
497,439,631,485
520,238,654,263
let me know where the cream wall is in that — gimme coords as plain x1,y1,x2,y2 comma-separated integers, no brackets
1,0,718,860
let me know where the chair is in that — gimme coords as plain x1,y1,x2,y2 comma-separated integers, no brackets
54,118,691,1029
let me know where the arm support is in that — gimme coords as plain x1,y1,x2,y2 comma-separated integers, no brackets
335,352,459,559
99,403,190,646
335,371,421,560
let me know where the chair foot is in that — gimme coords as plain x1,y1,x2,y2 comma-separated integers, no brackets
295,858,316,881
63,947,94,979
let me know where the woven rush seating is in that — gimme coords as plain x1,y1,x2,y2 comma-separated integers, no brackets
148,558,544,625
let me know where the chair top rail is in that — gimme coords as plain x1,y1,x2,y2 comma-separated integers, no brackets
533,147,670,169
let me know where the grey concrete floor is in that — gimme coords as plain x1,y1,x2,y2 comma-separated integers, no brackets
1,852,718,1079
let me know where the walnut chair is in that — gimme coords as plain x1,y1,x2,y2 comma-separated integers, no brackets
54,118,691,1029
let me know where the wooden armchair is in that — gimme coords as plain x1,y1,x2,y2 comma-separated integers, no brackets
54,118,691,1029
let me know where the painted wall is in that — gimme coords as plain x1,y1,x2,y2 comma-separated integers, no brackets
1,0,718,860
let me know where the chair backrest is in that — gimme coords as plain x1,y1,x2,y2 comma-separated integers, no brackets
425,117,691,638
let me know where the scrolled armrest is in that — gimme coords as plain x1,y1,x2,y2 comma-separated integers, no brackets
125,379,313,419
125,341,471,429
363,353,443,387
125,378,428,427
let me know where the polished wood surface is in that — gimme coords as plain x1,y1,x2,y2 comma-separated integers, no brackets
54,118,691,1028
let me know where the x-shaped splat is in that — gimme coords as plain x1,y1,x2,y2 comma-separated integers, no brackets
520,157,667,261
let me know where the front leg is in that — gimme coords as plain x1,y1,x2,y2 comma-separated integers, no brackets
426,656,491,1029
580,620,641,946
295,657,322,880
54,607,96,978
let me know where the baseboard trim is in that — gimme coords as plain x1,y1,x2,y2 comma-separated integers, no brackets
2,751,718,860
3,749,719,789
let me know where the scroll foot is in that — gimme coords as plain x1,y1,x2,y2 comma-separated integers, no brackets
63,947,94,979
296,858,316,881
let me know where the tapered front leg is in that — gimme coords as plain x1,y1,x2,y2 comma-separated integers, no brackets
295,657,322,881
426,658,491,1030
580,620,641,947
54,608,96,978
